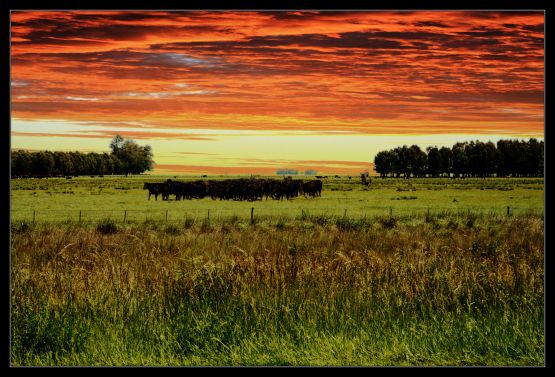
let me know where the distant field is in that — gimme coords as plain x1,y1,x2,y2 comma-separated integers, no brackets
10,176,544,223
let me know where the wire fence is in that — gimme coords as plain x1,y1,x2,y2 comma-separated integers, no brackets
11,205,545,224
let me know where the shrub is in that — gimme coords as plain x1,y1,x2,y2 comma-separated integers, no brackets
379,215,397,229
465,212,478,228
275,218,286,229
11,220,33,234
225,215,240,226
164,224,181,235
183,217,195,229
200,218,212,232
446,219,460,230
96,218,118,234
311,215,329,226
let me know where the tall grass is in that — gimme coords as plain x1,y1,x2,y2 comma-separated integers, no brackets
11,214,544,366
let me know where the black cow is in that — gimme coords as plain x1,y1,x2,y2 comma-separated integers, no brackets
281,178,304,200
143,182,166,200
302,179,323,198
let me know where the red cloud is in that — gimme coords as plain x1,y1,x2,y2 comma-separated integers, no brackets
10,11,544,173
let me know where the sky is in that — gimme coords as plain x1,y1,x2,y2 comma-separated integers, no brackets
10,10,544,175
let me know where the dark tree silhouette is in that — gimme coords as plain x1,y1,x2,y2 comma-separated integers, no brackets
11,135,155,177
372,138,543,179
426,146,441,177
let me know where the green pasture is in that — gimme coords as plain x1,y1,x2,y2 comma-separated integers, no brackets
10,175,544,223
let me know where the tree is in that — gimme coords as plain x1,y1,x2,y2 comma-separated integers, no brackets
525,138,544,177
11,150,33,177
110,134,125,154
465,141,484,177
438,146,453,177
408,145,427,178
496,139,514,177
426,146,441,177
483,141,498,177
393,146,410,178
451,142,468,178
32,151,55,176
374,150,395,178
110,135,154,175
70,151,87,175
53,151,73,176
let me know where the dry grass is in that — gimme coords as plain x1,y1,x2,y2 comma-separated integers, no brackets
11,213,544,366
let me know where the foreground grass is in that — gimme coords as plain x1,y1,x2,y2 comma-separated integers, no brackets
11,213,544,366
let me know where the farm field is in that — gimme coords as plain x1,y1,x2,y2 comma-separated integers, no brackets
10,176,545,366
10,175,544,223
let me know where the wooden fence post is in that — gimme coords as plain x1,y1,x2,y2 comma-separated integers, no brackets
251,207,254,224
33,210,35,224
507,206,510,216
166,209,168,223
79,210,82,223
207,209,210,221
344,209,347,217
123,210,127,223
390,207,393,217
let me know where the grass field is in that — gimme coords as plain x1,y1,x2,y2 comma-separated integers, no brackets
10,175,544,223
10,176,545,366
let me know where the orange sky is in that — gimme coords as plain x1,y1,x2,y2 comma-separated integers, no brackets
10,11,544,175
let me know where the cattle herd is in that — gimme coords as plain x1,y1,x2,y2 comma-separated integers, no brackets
143,177,323,201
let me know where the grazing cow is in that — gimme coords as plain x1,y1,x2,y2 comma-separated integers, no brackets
361,173,371,187
165,179,208,200
143,182,166,200
282,177,304,200
302,179,323,198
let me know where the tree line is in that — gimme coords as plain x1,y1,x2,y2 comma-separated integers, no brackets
11,135,154,178
373,138,544,178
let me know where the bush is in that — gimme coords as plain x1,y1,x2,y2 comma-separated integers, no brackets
200,218,212,232
11,220,33,234
225,215,240,226
446,219,460,230
164,224,181,235
275,218,286,229
465,212,478,228
311,215,329,226
183,217,195,229
379,216,397,229
96,218,118,234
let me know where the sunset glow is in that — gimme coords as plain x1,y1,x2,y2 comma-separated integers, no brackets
10,10,544,175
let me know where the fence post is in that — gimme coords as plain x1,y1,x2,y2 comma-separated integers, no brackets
124,210,127,223
344,209,347,217
251,207,254,224
507,206,510,216
166,209,168,223
390,207,393,217
79,210,82,223
33,210,35,224
207,209,210,221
